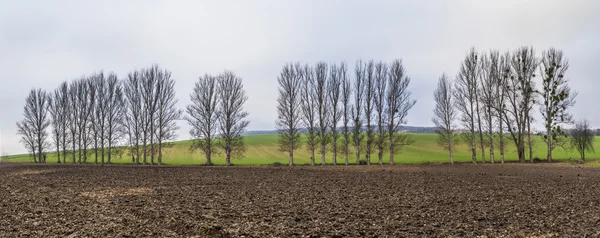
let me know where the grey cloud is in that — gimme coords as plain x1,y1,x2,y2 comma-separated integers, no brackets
1,0,599,154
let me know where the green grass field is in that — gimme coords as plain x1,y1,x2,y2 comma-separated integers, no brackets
4,133,598,165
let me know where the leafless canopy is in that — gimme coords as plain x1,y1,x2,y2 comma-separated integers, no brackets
503,46,539,162
387,59,416,164
351,60,365,165
539,48,577,162
363,60,375,165
315,62,330,165
339,62,351,165
186,74,220,165
374,61,388,165
276,63,303,166
300,64,317,166
19,89,50,163
432,74,458,163
217,71,250,166
155,71,182,165
328,63,342,165
454,48,479,163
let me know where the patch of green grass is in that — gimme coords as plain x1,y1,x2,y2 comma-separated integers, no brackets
5,133,599,165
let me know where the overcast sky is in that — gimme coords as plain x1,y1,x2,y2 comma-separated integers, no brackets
1,0,599,155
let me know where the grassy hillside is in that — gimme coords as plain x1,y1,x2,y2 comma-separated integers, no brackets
5,133,598,165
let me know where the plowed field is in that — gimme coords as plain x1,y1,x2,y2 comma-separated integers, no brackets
1,163,599,237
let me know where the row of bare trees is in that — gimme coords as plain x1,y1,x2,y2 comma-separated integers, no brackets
276,60,417,166
185,71,250,166
123,65,182,165
16,65,182,165
432,47,578,163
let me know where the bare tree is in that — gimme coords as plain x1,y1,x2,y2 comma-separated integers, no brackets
374,61,388,165
363,60,375,165
217,71,250,166
475,62,486,164
454,48,479,163
387,59,416,165
432,74,459,164
92,72,106,164
155,71,182,165
277,63,302,166
494,52,511,163
315,62,330,165
16,119,37,162
21,89,50,163
351,60,365,165
124,71,143,164
340,62,352,165
141,65,161,164
48,85,67,163
479,51,500,163
105,73,124,164
539,48,577,162
503,47,538,162
328,63,342,165
300,64,317,166
57,82,70,163
82,77,96,163
570,120,594,162
185,74,220,165
68,79,81,163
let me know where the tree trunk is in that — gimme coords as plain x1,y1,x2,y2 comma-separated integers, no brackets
321,143,326,165
226,148,231,166
478,131,485,163
488,128,495,164
499,121,505,164
378,145,383,165
311,147,315,166
78,133,82,163
62,136,67,164
142,133,147,165
366,142,371,165
471,131,477,164
72,138,76,164
206,139,212,165
528,117,533,163
332,141,337,166
389,136,395,165
345,145,349,165
518,140,525,162
104,142,108,165
289,145,293,166
56,148,61,163
150,122,155,165
135,144,140,164
94,138,98,164
158,141,162,165
449,144,454,164
355,146,360,165
476,96,485,163
547,125,552,162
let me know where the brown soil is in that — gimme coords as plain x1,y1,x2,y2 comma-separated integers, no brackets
1,163,600,237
